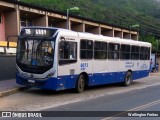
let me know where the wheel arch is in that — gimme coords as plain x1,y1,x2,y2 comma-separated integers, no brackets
122,69,133,86
78,72,89,86
127,69,132,74
74,72,89,93
124,69,133,81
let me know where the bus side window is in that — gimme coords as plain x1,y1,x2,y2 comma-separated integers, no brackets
120,44,131,60
108,43,120,60
94,41,107,59
80,39,93,59
140,47,149,60
148,48,151,60
59,41,77,65
131,46,140,60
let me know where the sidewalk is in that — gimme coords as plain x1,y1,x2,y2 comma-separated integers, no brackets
149,72,160,76
0,79,28,98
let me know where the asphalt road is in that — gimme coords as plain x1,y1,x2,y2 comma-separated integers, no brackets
46,85,160,111
41,76,160,120
0,76,160,120
44,83,160,120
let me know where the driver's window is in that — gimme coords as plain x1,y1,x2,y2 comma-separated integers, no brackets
59,41,77,65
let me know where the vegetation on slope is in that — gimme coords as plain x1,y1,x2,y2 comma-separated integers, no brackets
21,0,160,51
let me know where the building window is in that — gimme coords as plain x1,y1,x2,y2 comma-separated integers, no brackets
48,20,54,27
108,43,120,59
0,13,2,24
21,17,33,27
80,39,93,59
120,44,131,60
94,41,107,59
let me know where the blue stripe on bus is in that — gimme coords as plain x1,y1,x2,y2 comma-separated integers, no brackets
16,70,149,91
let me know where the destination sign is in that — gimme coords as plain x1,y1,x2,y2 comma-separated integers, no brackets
20,28,56,37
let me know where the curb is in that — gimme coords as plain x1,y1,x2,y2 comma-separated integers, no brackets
0,87,29,98
149,73,160,76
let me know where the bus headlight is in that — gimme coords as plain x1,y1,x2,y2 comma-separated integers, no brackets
46,71,56,78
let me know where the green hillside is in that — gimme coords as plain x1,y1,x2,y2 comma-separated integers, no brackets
21,0,160,51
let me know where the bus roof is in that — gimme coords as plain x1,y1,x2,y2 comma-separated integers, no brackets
78,32,151,47
57,29,151,47
21,27,151,47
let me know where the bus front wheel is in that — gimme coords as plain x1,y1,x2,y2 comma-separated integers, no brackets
75,74,85,93
123,72,132,86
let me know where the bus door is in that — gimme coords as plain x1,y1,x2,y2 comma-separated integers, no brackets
57,37,78,90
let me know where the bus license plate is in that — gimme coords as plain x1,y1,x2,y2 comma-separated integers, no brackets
28,80,35,83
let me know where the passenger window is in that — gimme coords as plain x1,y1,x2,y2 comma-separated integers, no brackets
148,48,150,60
94,41,107,59
120,44,131,60
140,47,149,60
131,46,140,60
108,43,120,59
80,39,93,59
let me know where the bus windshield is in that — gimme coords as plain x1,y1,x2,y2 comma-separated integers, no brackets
17,37,55,73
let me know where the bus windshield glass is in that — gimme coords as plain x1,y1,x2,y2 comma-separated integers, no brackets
17,38,54,71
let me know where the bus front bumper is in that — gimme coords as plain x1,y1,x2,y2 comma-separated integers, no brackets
16,73,60,90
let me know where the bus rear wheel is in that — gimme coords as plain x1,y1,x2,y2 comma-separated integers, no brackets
75,74,85,93
123,72,132,86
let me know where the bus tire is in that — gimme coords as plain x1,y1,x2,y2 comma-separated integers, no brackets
75,74,85,93
123,72,132,86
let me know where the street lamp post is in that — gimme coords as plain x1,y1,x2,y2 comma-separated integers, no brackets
67,7,79,29
156,37,159,52
129,24,139,39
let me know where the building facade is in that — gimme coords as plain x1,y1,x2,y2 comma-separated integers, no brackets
0,0,138,42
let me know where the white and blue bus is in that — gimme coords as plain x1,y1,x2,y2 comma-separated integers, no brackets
16,27,151,93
